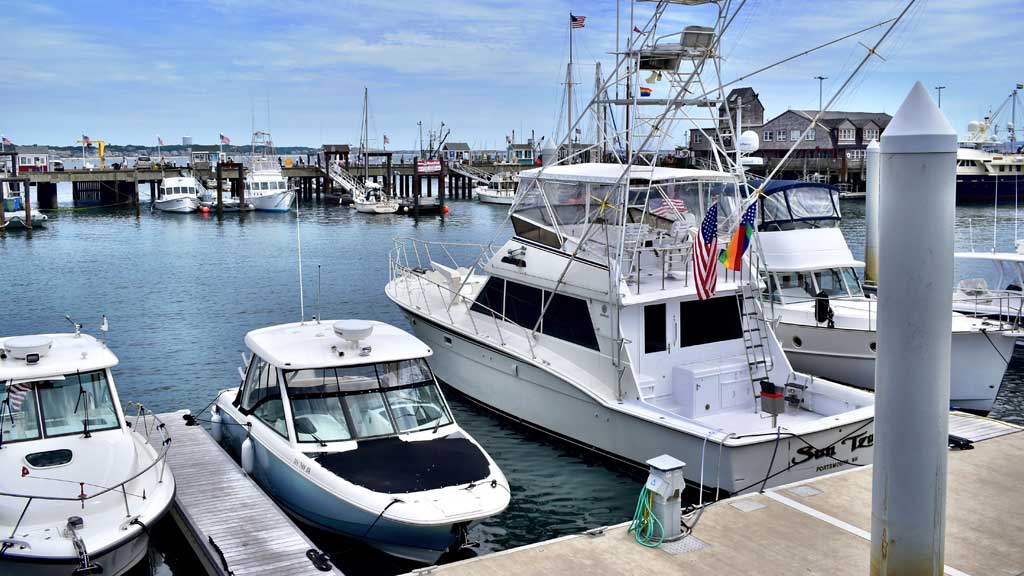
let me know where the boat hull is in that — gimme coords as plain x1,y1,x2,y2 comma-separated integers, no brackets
218,410,466,564
250,190,295,212
398,309,875,495
956,174,1024,203
476,191,514,205
154,197,198,213
354,201,399,214
3,211,47,228
776,322,1012,414
0,531,149,576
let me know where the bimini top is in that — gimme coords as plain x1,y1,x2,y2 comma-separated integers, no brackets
245,320,432,370
759,228,864,272
520,162,734,184
0,333,118,382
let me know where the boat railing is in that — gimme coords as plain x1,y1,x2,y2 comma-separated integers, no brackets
0,403,172,540
389,237,537,360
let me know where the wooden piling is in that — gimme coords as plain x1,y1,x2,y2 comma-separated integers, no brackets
216,164,224,218
23,179,32,229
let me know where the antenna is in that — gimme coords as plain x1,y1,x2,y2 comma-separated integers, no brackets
296,200,305,323
100,315,109,347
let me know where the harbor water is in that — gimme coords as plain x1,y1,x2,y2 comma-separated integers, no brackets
2,190,1022,575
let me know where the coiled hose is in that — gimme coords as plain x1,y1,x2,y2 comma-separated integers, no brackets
627,486,664,548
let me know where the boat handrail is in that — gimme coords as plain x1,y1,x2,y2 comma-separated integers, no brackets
0,403,172,536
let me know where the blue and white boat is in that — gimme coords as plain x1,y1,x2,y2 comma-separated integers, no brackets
212,319,510,564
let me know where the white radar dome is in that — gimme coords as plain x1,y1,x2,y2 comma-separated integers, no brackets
333,320,373,345
738,130,760,153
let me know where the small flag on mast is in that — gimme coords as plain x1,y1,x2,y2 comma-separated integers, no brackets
570,13,586,28
158,136,164,146
720,202,757,271
220,133,231,145
693,203,719,300
633,25,645,35
383,134,390,146
82,134,92,146
639,86,653,97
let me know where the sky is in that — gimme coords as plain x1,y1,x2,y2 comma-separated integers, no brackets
1,0,1022,150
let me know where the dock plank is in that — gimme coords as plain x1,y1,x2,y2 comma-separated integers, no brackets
152,411,343,576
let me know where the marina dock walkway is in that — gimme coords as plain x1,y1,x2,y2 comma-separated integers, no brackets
408,413,1022,576
154,410,344,576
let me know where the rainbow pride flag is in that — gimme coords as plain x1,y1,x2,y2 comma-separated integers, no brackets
719,202,757,271
639,86,653,97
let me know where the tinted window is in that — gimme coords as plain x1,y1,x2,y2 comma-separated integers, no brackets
541,292,599,350
644,303,667,353
680,297,742,347
505,281,542,330
471,277,504,316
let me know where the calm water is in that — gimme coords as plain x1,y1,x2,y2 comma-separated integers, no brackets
3,191,1023,574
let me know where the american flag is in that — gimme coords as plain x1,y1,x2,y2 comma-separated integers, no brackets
383,134,390,146
157,136,164,146
693,202,719,300
82,134,92,146
1,136,11,146
5,382,32,411
220,133,231,145
570,13,586,28
651,197,688,219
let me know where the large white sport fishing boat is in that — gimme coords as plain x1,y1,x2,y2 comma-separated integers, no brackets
0,319,174,576
246,130,296,212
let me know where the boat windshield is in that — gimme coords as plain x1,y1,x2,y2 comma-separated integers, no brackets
767,267,863,303
1,370,120,441
283,358,452,443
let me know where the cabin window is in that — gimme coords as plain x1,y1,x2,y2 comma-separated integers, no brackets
644,303,667,353
240,357,286,437
814,269,847,297
842,268,864,296
541,291,599,350
680,297,742,347
504,281,543,331
36,370,120,438
471,277,505,316
775,271,815,301
1,382,42,443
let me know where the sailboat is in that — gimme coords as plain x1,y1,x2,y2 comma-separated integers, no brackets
353,87,399,215
385,2,884,495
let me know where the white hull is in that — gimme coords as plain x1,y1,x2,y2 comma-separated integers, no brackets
153,196,198,213
776,322,1013,414
249,189,295,212
1,532,149,576
354,200,399,214
3,210,47,228
397,308,875,495
476,189,515,205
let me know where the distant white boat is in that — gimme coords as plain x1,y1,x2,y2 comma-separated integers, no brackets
474,172,518,205
153,176,200,213
246,131,295,212
354,182,399,214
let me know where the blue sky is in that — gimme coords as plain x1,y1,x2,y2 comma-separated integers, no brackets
1,0,1022,149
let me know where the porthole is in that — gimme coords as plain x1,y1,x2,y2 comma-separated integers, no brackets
792,336,803,348
869,341,877,352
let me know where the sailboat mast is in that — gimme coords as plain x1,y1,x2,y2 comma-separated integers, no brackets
362,87,369,181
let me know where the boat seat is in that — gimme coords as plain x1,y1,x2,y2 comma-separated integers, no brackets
431,262,478,301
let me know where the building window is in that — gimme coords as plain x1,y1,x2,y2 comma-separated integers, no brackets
776,130,787,142
806,129,815,141
762,130,772,142
790,130,801,141
864,128,879,141
846,149,865,160
839,128,855,142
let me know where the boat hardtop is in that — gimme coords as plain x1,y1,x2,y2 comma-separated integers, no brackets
520,162,734,184
0,333,118,381
244,320,432,371
759,228,864,272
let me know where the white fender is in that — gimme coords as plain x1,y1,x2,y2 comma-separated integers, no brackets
210,407,222,443
240,434,254,475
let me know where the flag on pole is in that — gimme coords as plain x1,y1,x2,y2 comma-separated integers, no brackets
5,382,33,411
383,134,390,146
506,135,511,144
650,197,688,219
1,136,11,146
570,13,586,28
639,86,653,97
82,134,92,146
220,133,231,145
157,136,164,146
633,25,646,35
693,203,719,300
720,202,757,271
575,127,582,135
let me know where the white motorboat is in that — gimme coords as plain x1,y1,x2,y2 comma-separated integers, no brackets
953,245,1024,330
0,324,174,576
212,319,509,563
2,183,47,229
387,163,876,496
751,180,1017,415
153,176,200,213
354,182,399,214
474,173,518,205
246,131,296,212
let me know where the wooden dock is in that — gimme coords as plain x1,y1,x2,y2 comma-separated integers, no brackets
407,413,1023,576
154,411,344,576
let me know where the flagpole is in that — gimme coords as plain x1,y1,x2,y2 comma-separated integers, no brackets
568,13,574,163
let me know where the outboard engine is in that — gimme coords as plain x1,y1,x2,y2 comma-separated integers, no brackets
814,290,835,328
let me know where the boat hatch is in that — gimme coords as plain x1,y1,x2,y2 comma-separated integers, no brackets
315,435,490,492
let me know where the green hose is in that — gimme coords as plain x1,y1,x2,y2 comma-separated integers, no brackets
628,486,665,548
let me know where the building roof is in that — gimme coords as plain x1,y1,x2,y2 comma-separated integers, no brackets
322,144,351,153
16,146,49,154
725,87,759,104
443,142,471,151
245,320,432,370
793,110,892,129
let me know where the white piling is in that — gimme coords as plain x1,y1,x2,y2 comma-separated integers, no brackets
864,139,880,285
870,81,957,575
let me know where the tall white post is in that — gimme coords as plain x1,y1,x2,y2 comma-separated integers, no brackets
870,81,957,576
864,139,880,285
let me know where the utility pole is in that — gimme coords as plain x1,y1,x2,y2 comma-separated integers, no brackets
814,76,828,114
934,85,946,108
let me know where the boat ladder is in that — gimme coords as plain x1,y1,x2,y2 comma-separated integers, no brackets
738,281,774,407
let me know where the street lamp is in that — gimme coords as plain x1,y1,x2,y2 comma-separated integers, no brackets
934,85,946,108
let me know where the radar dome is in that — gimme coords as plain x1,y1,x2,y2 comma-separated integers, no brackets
738,130,760,153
